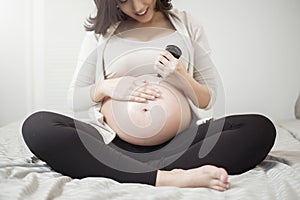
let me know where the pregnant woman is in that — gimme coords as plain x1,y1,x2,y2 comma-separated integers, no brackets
22,0,276,191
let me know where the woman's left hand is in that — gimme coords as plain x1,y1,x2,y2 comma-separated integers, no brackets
154,50,188,91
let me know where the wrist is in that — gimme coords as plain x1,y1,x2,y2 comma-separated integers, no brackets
91,80,109,102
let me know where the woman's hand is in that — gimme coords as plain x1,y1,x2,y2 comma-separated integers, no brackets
154,50,212,109
154,50,189,91
100,76,161,103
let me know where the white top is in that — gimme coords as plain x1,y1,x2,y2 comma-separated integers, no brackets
104,29,188,79
67,9,218,144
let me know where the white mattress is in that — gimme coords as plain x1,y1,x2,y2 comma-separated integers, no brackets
1,119,300,200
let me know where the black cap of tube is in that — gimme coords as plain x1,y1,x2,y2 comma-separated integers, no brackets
165,45,182,59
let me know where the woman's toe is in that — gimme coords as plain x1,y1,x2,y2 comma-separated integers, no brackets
218,168,228,182
211,185,226,192
211,179,228,190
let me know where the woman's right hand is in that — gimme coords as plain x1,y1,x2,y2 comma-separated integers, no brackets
94,76,161,103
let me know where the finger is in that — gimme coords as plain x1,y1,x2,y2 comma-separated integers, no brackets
157,55,170,66
156,70,167,78
133,90,155,100
153,62,160,73
155,62,165,72
154,61,166,78
158,56,178,71
128,95,147,103
136,88,159,100
155,59,165,67
155,61,172,77
137,87,160,98
154,61,165,73
144,85,160,93
156,63,171,77
160,51,175,62
133,79,148,87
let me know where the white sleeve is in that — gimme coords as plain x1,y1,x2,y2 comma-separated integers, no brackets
67,31,98,112
186,13,218,110
192,37,218,110
66,31,117,143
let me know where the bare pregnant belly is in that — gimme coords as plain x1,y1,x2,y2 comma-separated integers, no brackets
100,81,192,146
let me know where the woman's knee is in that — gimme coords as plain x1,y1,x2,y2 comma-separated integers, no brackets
229,114,276,151
22,111,57,151
22,111,53,136
249,114,276,148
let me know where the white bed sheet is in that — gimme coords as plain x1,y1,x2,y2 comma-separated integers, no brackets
0,119,300,200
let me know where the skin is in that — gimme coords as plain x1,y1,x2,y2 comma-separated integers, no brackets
101,77,192,146
91,0,231,191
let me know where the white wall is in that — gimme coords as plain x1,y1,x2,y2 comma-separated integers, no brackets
0,0,94,126
43,0,94,113
0,0,299,126
173,0,300,120
0,1,29,126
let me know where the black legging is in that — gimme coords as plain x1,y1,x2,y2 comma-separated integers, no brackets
21,111,276,186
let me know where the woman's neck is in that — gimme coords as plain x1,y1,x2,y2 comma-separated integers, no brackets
116,11,174,33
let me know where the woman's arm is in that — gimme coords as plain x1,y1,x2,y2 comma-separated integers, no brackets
90,77,161,103
176,65,211,109
155,56,211,109
67,32,98,112
187,13,218,110
155,11,217,110
68,32,161,114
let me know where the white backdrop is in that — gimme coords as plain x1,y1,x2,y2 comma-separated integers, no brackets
173,0,300,120
0,0,299,126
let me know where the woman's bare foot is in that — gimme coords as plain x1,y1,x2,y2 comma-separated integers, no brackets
156,165,231,191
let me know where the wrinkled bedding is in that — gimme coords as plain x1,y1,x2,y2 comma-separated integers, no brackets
0,119,300,200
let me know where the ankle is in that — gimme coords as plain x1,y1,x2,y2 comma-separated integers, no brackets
155,169,185,187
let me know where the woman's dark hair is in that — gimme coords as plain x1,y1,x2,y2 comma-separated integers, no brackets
84,0,173,36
